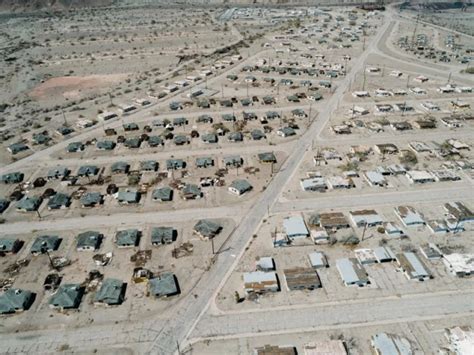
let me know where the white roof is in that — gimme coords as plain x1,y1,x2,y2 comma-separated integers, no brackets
308,252,327,267
406,170,434,181
371,333,413,355
283,216,309,237
243,271,277,284
443,254,474,275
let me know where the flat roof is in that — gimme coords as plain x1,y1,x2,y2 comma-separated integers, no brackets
283,216,309,237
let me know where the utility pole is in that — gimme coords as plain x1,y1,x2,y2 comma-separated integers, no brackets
447,72,452,85
361,221,368,241
410,14,420,49
362,65,367,91
61,108,68,127
406,74,410,89
211,237,215,255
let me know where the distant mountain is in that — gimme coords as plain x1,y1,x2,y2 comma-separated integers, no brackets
0,0,113,11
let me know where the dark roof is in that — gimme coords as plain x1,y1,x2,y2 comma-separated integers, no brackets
31,235,61,254
94,278,125,305
49,284,83,309
194,219,222,238
149,273,179,297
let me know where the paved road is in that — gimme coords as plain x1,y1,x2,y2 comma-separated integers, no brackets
275,185,474,213
190,290,474,340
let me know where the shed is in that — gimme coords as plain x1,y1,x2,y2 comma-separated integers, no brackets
77,165,99,177
16,196,42,212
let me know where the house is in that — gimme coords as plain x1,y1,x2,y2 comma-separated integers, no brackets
123,137,142,149
291,108,307,118
152,187,173,202
258,152,277,164
265,111,280,120
32,132,50,144
47,167,70,180
427,220,449,234
420,243,443,260
80,192,103,208
221,113,235,122
327,176,354,189
383,222,405,237
374,144,398,155
308,252,328,269
94,278,125,306
31,235,61,255
47,193,71,210
374,247,396,263
300,177,327,192
396,252,432,281
348,105,369,116
174,135,188,145
365,171,387,187
250,129,266,140
262,96,276,105
182,184,202,200
1,172,24,184
56,126,74,136
284,268,321,291
194,157,213,169
98,111,118,121
395,206,425,227
151,227,176,246
140,160,158,172
303,341,347,355
355,249,378,265
442,253,474,277
277,127,296,137
16,196,43,212
310,227,329,244
0,238,22,254
202,133,218,144
444,202,474,222
227,132,243,142
111,162,130,174
255,345,296,355
405,170,435,184
243,271,279,294
77,165,99,177
371,333,413,355
193,219,222,240
49,284,84,310
391,122,412,131
336,258,370,287
96,140,116,151
115,229,140,247
197,114,213,124
223,155,243,168
228,179,252,196
66,142,85,153
283,216,309,239
0,289,35,314
148,273,180,298
414,120,436,129
117,189,141,204
445,327,474,355
319,212,350,230
332,125,352,135
173,117,187,127
8,142,29,155
256,257,275,272
148,136,164,147
349,210,383,227
166,159,186,170
76,231,103,251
